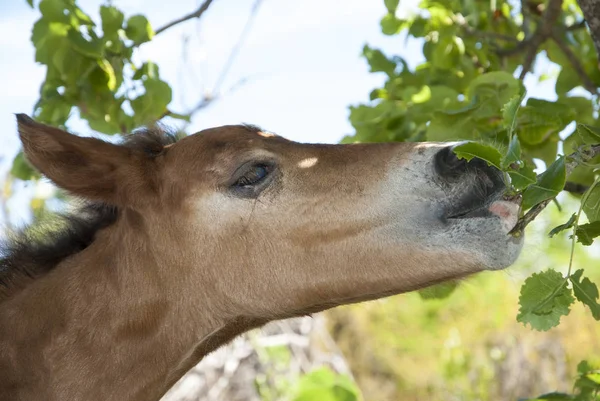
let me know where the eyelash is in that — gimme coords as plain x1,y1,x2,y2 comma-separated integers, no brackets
233,164,272,187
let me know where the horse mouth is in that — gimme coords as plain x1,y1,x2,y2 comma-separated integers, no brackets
444,172,521,221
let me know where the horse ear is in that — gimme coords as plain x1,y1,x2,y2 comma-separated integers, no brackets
16,114,151,206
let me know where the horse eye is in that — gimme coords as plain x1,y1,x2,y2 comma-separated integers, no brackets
234,164,271,187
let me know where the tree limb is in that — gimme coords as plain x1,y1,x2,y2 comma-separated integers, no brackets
496,0,563,78
187,0,263,117
155,0,215,36
519,0,564,79
551,29,598,95
509,144,600,236
575,0,600,66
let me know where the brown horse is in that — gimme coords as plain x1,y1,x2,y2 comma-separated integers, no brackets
0,114,523,401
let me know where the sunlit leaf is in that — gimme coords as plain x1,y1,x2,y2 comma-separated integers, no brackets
67,29,103,58
577,124,600,145
517,269,574,331
522,156,566,210
570,269,600,320
548,213,577,238
39,0,70,24
453,142,502,169
507,164,537,190
582,184,600,222
125,15,154,44
575,221,600,245
363,45,395,76
502,135,522,169
100,5,124,38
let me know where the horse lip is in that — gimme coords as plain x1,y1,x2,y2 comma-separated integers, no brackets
445,193,522,220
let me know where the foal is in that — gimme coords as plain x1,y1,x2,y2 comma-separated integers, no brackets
0,115,523,401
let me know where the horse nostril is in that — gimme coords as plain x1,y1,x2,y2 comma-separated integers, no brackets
434,146,468,178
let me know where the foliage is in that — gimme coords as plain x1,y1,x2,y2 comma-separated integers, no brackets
345,0,600,333
27,0,180,134
521,360,600,400
288,368,362,401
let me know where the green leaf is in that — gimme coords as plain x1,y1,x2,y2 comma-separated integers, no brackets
27,0,34,7
130,78,172,124
577,124,600,145
362,45,395,76
419,281,458,300
133,61,159,80
125,15,154,45
575,221,600,245
548,213,577,238
570,270,600,320
381,13,403,35
67,29,103,59
582,184,600,222
31,19,70,64
291,368,360,401
502,94,523,136
555,67,580,96
384,0,399,13
96,59,117,91
521,156,566,210
11,152,39,181
39,0,70,24
453,142,502,169
508,163,537,190
502,135,522,169
100,5,124,38
517,269,574,331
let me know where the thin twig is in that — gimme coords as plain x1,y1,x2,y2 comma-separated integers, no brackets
461,26,520,43
187,0,263,116
509,144,600,236
154,0,215,36
551,30,598,95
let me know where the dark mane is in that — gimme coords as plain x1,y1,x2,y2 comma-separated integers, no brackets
0,125,182,301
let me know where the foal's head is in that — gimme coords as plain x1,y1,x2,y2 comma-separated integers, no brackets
13,114,523,320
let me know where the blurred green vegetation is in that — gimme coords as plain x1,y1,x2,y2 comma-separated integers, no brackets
324,197,600,401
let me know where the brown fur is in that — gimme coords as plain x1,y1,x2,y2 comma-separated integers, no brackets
0,115,519,401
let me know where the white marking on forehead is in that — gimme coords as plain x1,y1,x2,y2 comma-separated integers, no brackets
413,142,459,150
297,157,318,169
257,131,275,138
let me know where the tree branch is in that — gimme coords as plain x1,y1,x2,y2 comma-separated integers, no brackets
509,144,600,236
519,0,564,79
155,0,215,36
186,0,263,117
575,0,600,66
551,30,598,95
496,0,563,79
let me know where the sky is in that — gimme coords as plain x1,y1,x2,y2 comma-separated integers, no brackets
0,0,427,224
0,0,559,226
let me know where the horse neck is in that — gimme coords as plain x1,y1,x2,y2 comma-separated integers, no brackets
0,213,239,401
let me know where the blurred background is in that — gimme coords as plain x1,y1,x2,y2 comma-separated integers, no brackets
1,1,600,400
